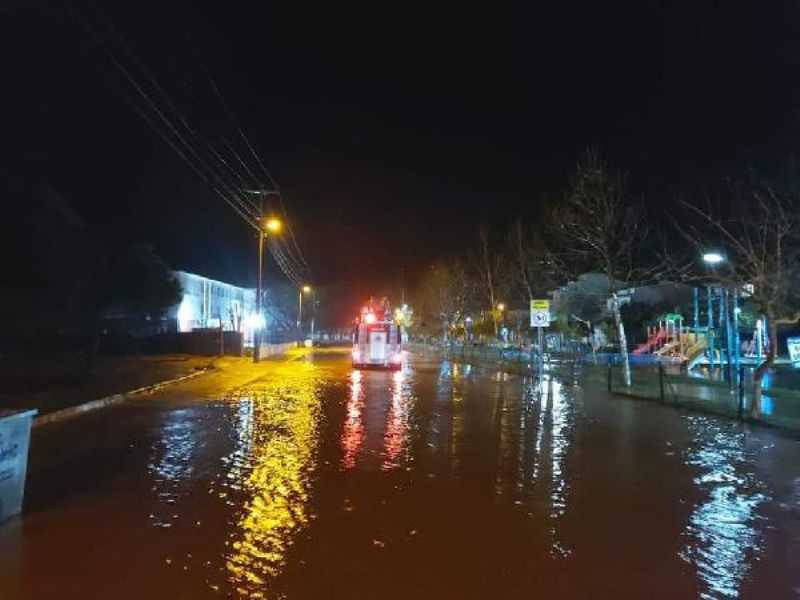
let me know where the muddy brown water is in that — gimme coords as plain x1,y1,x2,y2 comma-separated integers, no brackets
0,350,798,599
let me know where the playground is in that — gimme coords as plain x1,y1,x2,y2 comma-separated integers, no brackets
630,286,781,372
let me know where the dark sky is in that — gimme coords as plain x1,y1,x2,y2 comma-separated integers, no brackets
4,2,800,311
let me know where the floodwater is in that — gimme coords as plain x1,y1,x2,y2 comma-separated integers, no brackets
1,349,799,599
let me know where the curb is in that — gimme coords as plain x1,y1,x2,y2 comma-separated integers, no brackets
32,368,212,428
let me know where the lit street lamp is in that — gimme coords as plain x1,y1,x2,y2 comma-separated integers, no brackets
244,189,282,363
253,215,282,362
298,285,312,344
699,249,738,386
702,251,725,265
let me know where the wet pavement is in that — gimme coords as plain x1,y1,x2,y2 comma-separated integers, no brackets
1,348,799,599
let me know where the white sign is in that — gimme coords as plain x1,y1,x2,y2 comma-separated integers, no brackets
530,299,550,328
788,337,800,363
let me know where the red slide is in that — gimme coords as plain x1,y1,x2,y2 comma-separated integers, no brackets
632,329,665,355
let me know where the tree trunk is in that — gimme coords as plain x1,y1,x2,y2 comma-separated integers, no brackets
611,293,631,386
751,315,777,418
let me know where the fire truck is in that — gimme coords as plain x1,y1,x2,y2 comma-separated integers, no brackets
352,298,404,370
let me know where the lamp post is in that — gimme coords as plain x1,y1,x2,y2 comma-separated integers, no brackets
253,216,282,362
298,285,312,344
701,250,737,385
244,189,282,363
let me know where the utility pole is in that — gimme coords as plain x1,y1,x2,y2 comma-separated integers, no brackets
254,228,265,362
297,285,311,346
297,288,303,344
245,189,283,364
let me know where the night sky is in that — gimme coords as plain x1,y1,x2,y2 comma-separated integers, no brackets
4,2,800,315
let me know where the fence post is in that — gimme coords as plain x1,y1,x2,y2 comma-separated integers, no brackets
658,362,665,402
738,365,745,420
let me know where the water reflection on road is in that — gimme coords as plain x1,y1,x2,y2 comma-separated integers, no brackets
3,350,800,599
218,366,324,596
680,417,769,599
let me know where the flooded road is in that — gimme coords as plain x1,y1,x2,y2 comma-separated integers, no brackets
1,349,799,599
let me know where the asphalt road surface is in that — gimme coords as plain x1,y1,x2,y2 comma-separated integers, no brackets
1,348,798,599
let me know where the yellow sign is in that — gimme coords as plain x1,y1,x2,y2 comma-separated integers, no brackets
531,299,549,311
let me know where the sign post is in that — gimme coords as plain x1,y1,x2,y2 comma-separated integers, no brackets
530,300,550,388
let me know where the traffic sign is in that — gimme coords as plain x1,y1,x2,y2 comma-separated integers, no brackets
531,299,549,311
530,299,550,327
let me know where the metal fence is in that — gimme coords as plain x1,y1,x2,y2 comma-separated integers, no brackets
409,341,582,378
601,360,800,431
412,340,800,432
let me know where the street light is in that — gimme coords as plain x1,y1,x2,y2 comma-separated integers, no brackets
253,212,283,363
702,251,725,265
265,217,282,233
244,189,283,363
297,285,312,344
497,303,505,312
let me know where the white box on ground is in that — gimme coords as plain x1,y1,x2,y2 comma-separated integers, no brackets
0,409,37,523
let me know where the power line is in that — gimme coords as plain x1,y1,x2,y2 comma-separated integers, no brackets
72,5,313,285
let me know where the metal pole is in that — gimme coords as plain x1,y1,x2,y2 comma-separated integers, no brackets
538,326,544,382
719,287,727,378
254,231,264,363
733,289,740,374
707,286,714,369
724,289,734,387
297,289,303,343
738,364,745,419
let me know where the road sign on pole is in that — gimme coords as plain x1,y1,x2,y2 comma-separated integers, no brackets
530,299,550,328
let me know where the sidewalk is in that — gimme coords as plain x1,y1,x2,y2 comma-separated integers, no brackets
0,354,217,416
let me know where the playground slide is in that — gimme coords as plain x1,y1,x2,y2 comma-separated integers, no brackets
633,330,666,355
654,341,679,356
684,339,708,369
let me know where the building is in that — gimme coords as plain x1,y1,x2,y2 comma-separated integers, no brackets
173,271,256,334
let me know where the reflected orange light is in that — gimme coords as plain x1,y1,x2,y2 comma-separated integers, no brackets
383,370,409,470
341,371,365,469
224,364,322,593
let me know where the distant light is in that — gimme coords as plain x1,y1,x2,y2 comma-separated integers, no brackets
302,285,312,294
465,316,473,323
497,303,505,311
246,313,265,330
177,295,194,332
365,312,376,324
734,307,742,315
352,348,361,361
702,252,725,265
265,217,282,233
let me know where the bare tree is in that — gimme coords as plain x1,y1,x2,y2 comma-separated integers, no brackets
476,226,506,336
508,219,552,303
678,182,800,414
552,149,648,386
416,258,475,341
